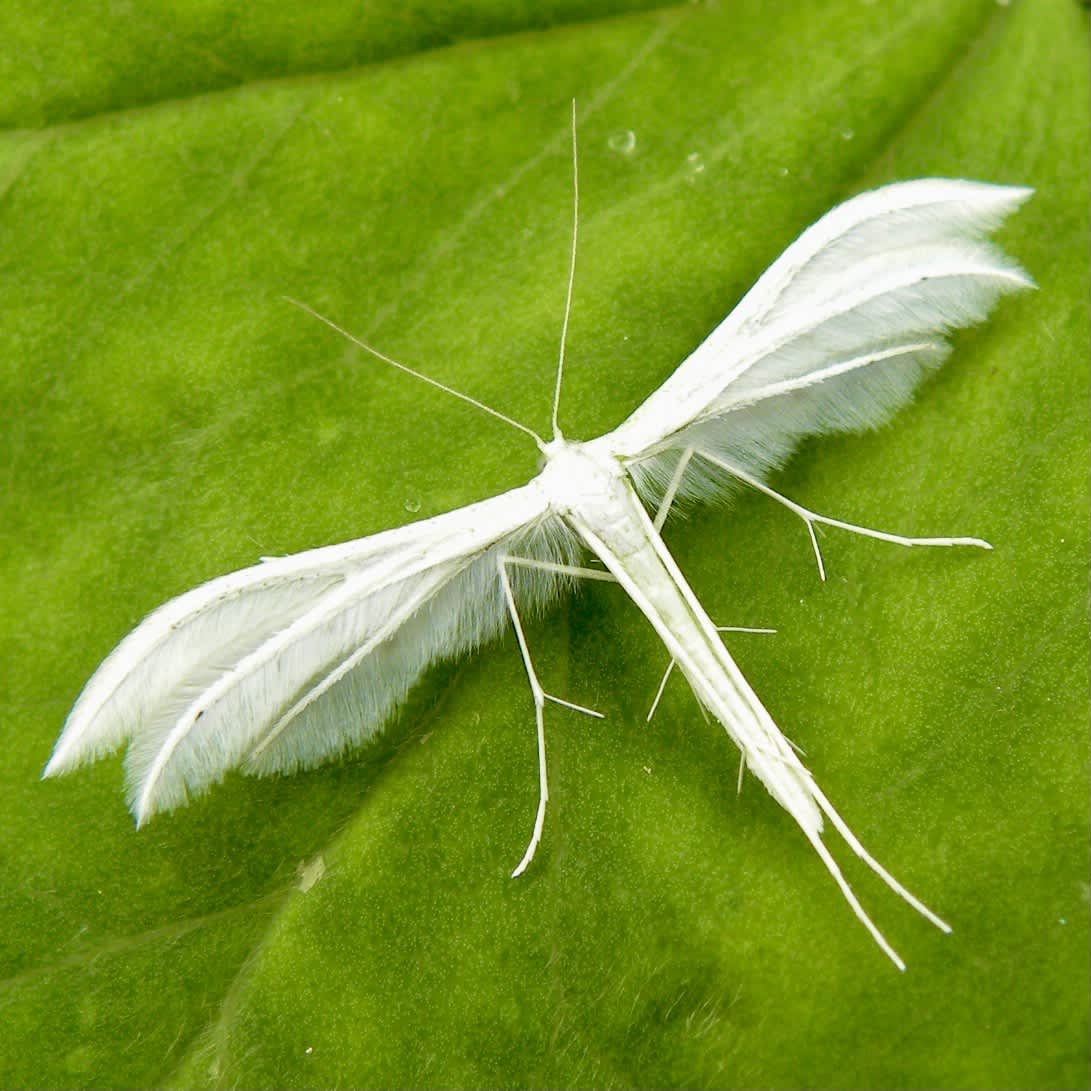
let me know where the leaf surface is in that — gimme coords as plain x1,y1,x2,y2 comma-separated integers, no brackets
1,1,1087,1087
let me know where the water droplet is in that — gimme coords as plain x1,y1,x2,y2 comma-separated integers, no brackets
840,128,855,141
608,129,637,156
778,166,790,177
404,497,422,513
686,152,705,180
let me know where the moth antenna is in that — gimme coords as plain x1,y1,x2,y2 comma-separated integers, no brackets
550,98,580,442
284,296,544,446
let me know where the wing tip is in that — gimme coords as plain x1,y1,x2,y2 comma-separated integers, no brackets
40,750,68,780
129,774,170,829
41,718,95,779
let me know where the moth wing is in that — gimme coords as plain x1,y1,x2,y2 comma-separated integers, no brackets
46,481,576,824
604,179,1033,501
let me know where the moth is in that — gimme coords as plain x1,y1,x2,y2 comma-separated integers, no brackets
44,115,1032,968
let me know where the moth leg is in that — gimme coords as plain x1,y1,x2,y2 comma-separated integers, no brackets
646,659,677,722
652,446,696,531
498,555,603,879
699,451,991,582
646,626,775,723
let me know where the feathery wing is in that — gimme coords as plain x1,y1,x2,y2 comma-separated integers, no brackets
45,482,576,823
604,179,1033,500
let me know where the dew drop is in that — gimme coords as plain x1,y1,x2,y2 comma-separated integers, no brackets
404,497,422,513
608,129,637,156
686,152,706,180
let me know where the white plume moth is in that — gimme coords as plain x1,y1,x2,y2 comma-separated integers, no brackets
44,107,1033,969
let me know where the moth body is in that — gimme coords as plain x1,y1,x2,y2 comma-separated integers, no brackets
538,435,823,835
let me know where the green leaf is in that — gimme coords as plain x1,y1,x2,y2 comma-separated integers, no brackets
2,1,1087,1088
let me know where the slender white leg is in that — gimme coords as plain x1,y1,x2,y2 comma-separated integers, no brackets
499,556,603,879
699,451,991,582
646,659,677,722
653,447,695,531
498,558,549,879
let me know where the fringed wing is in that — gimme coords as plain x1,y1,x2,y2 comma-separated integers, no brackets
45,482,577,824
605,179,1033,502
